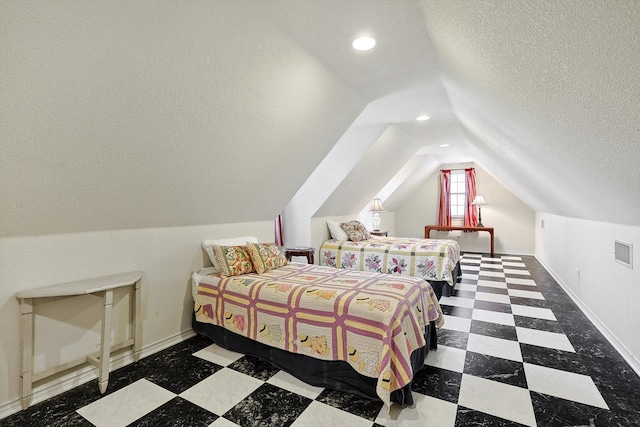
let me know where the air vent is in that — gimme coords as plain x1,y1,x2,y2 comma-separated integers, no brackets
614,240,633,269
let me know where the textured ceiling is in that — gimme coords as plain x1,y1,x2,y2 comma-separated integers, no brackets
1,0,639,239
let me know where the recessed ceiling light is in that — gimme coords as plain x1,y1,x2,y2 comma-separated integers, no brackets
416,115,430,121
440,144,450,148
352,37,376,51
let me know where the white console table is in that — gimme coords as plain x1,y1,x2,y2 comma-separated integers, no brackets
15,271,144,409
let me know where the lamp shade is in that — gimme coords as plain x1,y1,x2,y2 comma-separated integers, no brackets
369,198,386,212
472,195,487,206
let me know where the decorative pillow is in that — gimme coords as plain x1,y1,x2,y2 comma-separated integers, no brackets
202,236,259,271
211,244,255,277
340,220,372,242
326,220,350,240
246,242,288,274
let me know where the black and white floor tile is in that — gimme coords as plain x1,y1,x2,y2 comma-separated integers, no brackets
3,255,640,426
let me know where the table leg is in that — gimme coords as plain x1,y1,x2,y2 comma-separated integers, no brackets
20,298,34,409
98,290,113,394
490,230,495,257
133,280,142,361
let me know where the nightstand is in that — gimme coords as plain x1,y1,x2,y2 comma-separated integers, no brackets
370,230,388,237
284,247,315,264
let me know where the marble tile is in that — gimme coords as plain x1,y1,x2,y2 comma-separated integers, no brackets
508,289,545,300
454,289,476,299
425,345,467,373
511,304,556,321
442,314,472,332
516,327,575,353
266,371,324,400
179,368,263,415
461,264,481,272
454,406,530,426
501,256,522,261
514,316,564,334
505,277,537,286
439,296,475,308
461,257,481,264
374,393,458,427
440,304,473,318
472,309,516,327
473,300,513,313
524,363,609,409
480,262,504,270
504,268,531,276
223,383,312,427
475,291,511,304
76,379,176,427
209,417,242,427
458,374,536,427
463,352,528,388
502,261,527,268
466,333,523,362
519,344,589,376
453,282,477,292
476,279,508,289
478,270,506,278
292,401,372,427
463,253,483,258
481,257,503,262
436,328,470,350
470,320,518,342
131,396,218,427
314,389,384,420
145,354,224,394
508,296,548,308
460,272,479,280
477,286,509,297
411,365,463,404
227,355,280,381
193,344,244,367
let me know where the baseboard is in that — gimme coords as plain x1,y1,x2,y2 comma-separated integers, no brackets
535,255,640,377
0,329,196,420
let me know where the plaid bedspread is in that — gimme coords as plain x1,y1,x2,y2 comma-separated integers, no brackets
193,263,443,407
320,237,461,285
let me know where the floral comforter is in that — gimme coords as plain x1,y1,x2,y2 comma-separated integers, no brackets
193,263,443,407
320,237,461,285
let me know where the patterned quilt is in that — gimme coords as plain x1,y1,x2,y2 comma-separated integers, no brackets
193,263,443,407
320,237,461,285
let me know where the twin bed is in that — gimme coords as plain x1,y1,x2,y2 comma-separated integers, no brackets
319,236,461,298
191,229,459,408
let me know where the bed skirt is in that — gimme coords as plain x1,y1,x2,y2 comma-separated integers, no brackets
192,313,437,407
428,261,461,298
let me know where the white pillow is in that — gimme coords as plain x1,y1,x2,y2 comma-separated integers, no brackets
202,236,259,271
326,221,349,241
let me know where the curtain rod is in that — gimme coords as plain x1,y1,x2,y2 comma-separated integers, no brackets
440,168,474,171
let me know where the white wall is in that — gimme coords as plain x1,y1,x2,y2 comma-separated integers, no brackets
394,163,535,254
535,213,640,374
0,221,272,416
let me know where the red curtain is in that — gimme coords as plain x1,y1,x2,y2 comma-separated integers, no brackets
437,170,451,226
464,168,478,226
275,214,284,247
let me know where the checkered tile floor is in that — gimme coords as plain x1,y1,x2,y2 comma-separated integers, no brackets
3,255,640,426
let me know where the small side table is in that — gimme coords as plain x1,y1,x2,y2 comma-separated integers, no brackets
370,230,388,237
15,271,144,409
285,247,315,264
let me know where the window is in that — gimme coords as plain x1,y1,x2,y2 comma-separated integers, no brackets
450,171,466,217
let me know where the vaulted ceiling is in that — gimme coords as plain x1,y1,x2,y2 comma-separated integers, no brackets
1,0,639,238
